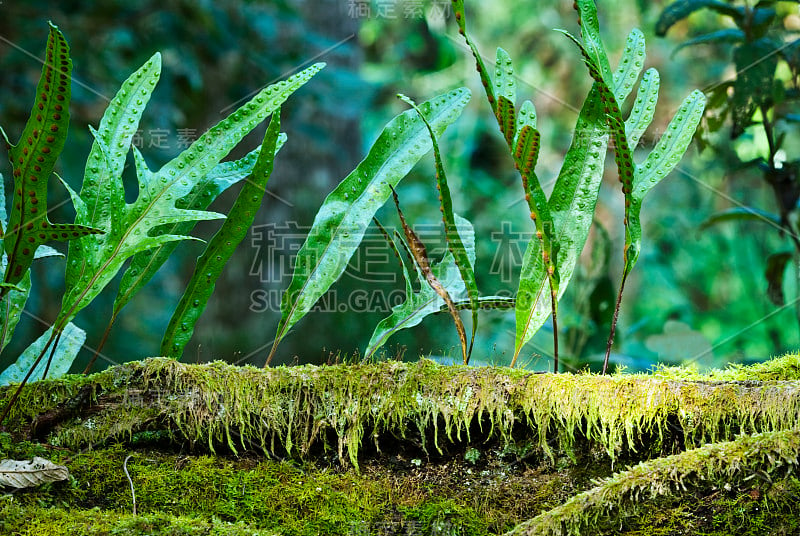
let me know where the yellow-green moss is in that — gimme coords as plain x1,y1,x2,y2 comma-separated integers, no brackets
5,354,800,469
649,352,800,381
0,500,279,536
3,353,800,534
508,428,800,536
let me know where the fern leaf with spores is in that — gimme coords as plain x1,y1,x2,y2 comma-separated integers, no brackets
566,2,706,371
561,24,636,236
83,146,271,370
79,53,161,240
365,214,476,362
0,23,103,293
514,100,537,146
267,88,470,364
496,97,516,149
626,89,706,272
494,47,516,106
452,4,564,369
160,111,284,358
55,63,324,331
397,93,479,363
112,146,272,317
513,125,560,316
573,0,614,84
0,245,62,354
625,68,660,150
0,178,65,350
494,48,517,147
513,82,613,362
612,29,646,105
511,9,673,365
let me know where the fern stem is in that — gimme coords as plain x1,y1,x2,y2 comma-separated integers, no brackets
551,285,559,374
40,330,62,380
603,270,629,374
83,316,115,374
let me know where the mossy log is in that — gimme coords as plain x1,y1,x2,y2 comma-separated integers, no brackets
1,355,799,535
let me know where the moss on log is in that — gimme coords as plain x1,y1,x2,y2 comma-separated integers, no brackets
1,353,799,535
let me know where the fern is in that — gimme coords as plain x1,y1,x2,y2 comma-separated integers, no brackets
0,23,323,423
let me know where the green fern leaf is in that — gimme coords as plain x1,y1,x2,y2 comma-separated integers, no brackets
365,215,475,361
267,88,470,363
161,111,284,358
397,93,479,363
0,23,102,290
56,62,324,329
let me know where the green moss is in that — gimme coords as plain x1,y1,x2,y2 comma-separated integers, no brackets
620,476,800,536
7,354,799,470
649,352,800,382
3,443,520,536
508,429,800,535
0,499,278,536
2,353,800,535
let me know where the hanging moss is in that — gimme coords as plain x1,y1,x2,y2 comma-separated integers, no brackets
1,353,799,534
508,428,800,535
3,354,800,467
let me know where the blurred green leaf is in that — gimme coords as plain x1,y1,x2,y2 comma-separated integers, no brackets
656,0,743,36
765,251,793,306
731,38,780,137
673,29,746,55
699,207,782,230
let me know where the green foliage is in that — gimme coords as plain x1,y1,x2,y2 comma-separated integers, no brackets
56,57,322,335
0,24,103,294
658,0,800,334
398,94,480,364
267,88,471,364
161,112,285,358
563,1,706,372
264,0,704,371
366,211,476,363
0,25,322,420
451,1,704,371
